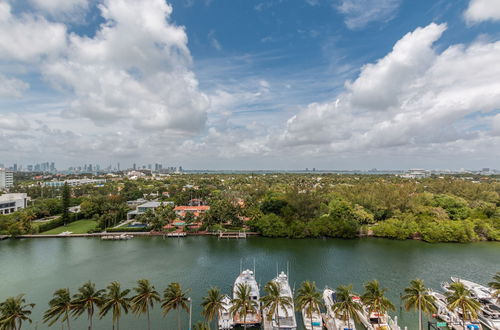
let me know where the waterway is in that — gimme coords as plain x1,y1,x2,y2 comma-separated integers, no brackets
0,237,499,329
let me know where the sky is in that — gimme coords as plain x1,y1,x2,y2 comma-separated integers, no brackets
0,0,500,170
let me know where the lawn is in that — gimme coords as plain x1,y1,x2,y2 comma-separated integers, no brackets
41,220,98,235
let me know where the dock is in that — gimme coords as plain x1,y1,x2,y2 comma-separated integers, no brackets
166,232,187,237
0,235,9,240
218,231,247,239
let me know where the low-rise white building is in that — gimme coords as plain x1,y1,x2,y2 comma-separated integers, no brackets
0,193,29,215
127,201,175,220
43,179,106,187
0,169,14,190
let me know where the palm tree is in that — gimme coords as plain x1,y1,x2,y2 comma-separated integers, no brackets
230,283,258,330
295,281,323,330
361,280,395,328
192,321,211,330
261,281,293,328
402,279,436,330
131,279,160,330
0,294,35,330
43,288,73,329
71,281,104,330
99,281,131,330
445,282,481,330
332,285,362,330
161,282,190,330
201,287,224,329
488,272,500,302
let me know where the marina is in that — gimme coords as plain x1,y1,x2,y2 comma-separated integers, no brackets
0,237,498,329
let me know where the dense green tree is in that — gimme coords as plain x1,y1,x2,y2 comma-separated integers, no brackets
361,280,395,328
161,282,190,330
201,287,224,329
99,282,131,330
402,279,436,330
445,282,481,329
71,281,104,330
332,285,361,330
261,281,293,328
0,295,35,330
61,183,71,226
230,283,258,330
295,281,323,330
131,279,160,330
43,288,73,329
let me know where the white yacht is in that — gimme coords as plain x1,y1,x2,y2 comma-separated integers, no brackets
449,278,499,329
429,289,483,330
218,295,234,330
356,300,401,330
301,304,323,330
323,287,357,330
232,269,261,327
263,271,297,330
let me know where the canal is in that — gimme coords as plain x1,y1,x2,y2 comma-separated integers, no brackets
0,237,499,329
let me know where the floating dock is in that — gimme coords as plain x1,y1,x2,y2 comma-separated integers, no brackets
219,231,247,239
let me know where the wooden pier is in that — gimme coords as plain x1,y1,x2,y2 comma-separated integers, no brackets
0,235,9,240
218,231,247,239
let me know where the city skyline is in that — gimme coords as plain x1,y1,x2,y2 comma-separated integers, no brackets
1,0,500,169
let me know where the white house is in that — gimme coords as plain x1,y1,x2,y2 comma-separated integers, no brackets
0,193,29,215
0,169,14,190
127,201,175,220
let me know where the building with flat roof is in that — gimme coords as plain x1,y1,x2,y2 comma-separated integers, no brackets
0,169,14,190
127,201,175,220
42,179,106,187
0,193,29,215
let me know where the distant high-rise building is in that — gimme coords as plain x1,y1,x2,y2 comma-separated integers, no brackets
0,169,14,189
133,163,136,170
179,166,183,172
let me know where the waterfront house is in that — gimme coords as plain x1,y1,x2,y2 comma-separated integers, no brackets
173,205,210,218
127,201,175,220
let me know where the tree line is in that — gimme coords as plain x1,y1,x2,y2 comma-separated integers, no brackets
1,272,498,330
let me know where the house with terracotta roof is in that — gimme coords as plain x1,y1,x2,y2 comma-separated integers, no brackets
174,205,210,218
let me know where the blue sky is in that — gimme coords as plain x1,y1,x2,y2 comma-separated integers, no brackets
0,0,500,170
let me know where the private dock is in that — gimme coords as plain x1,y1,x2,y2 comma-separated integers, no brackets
0,235,9,240
166,232,187,237
218,231,247,239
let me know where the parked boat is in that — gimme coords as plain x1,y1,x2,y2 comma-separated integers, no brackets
233,269,261,327
447,278,499,329
355,300,401,330
263,271,297,330
323,287,357,330
302,304,323,330
218,295,234,330
101,234,133,240
429,289,483,330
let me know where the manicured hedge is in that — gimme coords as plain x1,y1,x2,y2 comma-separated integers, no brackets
105,227,150,233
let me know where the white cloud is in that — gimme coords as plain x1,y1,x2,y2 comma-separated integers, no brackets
0,115,30,130
42,0,209,132
336,0,401,30
278,22,500,157
208,30,222,51
464,0,500,24
0,2,67,62
0,74,29,98
493,114,500,136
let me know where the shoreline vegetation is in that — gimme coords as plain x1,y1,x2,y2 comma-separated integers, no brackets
1,274,499,330
1,173,499,243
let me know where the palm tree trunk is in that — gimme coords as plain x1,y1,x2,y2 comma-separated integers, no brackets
67,316,71,330
177,308,181,330
418,295,422,330
243,312,247,330
89,309,93,330
117,317,120,330
147,307,151,330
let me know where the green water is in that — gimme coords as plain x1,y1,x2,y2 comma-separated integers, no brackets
0,237,499,329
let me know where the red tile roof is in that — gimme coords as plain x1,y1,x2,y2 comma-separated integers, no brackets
174,205,210,211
